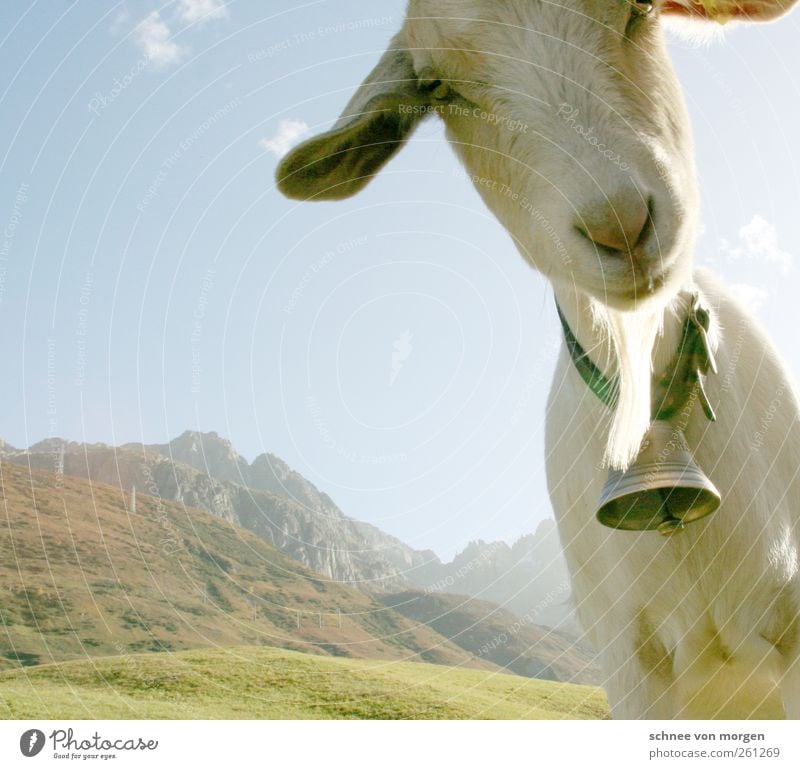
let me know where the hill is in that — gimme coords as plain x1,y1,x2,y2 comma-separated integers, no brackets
0,462,492,672
0,646,608,719
380,591,601,685
2,431,579,631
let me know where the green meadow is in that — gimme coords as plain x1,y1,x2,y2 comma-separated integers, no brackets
0,646,608,720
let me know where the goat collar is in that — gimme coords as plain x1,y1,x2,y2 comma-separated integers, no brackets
556,292,718,422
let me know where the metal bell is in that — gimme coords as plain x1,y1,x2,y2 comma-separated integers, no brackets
596,419,721,536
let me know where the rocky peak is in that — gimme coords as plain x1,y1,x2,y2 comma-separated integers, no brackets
154,430,250,485
248,453,341,517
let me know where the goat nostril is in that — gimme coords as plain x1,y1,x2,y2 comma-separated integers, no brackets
579,195,653,255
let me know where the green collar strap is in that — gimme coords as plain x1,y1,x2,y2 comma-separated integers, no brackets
556,302,618,409
556,293,718,422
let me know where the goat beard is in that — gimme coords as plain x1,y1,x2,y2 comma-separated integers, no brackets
598,304,665,471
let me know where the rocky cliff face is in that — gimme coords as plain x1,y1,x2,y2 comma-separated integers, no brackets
1,431,578,631
142,432,447,589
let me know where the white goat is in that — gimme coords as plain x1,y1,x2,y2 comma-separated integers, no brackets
277,0,800,719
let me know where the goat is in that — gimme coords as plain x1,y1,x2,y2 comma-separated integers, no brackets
276,0,800,719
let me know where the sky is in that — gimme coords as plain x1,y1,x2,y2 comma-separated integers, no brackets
0,1,799,560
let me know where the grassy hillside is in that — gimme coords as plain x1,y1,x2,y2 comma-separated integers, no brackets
0,646,608,719
0,462,491,672
381,591,601,684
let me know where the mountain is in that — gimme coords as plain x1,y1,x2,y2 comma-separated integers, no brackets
139,431,445,587
142,433,578,628
0,461,494,673
1,431,579,632
424,522,577,631
4,437,435,592
380,591,600,685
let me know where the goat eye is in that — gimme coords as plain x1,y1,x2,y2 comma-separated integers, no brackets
626,0,654,34
418,68,451,101
423,79,450,101
430,81,451,101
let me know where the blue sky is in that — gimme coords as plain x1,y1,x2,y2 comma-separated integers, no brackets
1,1,798,559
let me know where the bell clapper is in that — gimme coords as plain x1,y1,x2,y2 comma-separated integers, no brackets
657,517,686,536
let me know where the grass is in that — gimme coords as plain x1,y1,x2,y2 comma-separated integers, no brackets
0,646,608,720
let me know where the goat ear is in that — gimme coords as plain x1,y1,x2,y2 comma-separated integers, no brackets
661,0,798,21
276,31,430,201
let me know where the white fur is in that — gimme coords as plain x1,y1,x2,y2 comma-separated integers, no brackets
277,0,800,718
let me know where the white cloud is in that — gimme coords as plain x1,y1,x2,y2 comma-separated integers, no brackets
728,283,768,314
135,12,182,67
721,215,793,274
178,0,228,24
260,119,310,159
